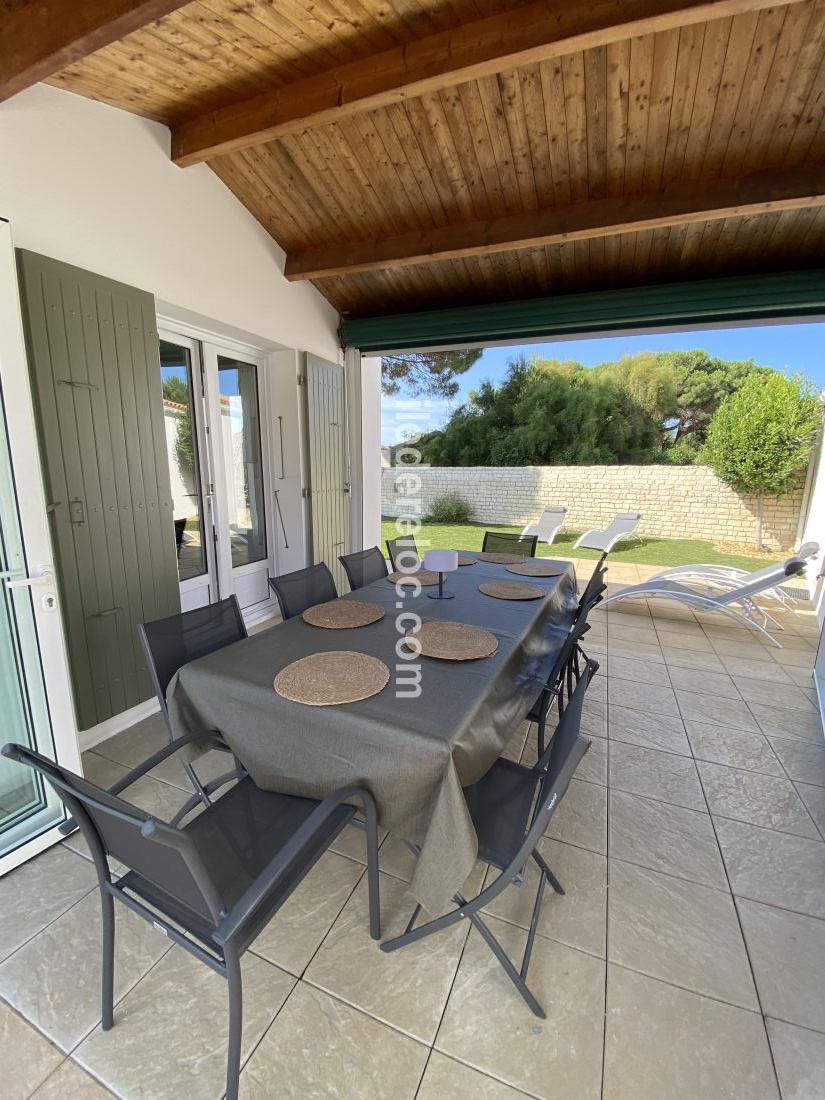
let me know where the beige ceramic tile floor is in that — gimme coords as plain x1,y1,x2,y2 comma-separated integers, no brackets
2,566,824,1099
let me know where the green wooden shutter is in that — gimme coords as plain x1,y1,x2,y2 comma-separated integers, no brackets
16,250,180,730
305,355,350,593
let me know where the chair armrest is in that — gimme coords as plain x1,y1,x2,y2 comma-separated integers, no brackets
213,783,376,947
104,730,226,796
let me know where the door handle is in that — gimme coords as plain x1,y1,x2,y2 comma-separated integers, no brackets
6,564,54,589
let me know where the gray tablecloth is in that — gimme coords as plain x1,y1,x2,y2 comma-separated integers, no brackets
168,554,577,912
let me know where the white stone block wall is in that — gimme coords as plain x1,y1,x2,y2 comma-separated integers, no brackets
381,465,804,551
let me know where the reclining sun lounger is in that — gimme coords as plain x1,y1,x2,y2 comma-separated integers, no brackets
520,507,567,546
574,512,642,564
599,554,808,646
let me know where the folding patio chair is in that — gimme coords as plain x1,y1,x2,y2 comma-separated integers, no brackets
268,562,337,619
137,597,249,815
380,658,596,1018
639,541,819,609
385,535,420,572
2,738,380,1100
481,531,538,557
520,507,567,546
574,512,642,563
600,554,808,645
339,545,389,590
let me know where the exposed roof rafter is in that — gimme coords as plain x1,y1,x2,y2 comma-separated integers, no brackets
171,0,803,167
0,0,189,103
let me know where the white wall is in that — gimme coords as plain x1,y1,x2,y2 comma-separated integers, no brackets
360,356,383,549
0,84,340,360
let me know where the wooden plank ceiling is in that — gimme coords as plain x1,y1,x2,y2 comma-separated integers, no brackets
39,0,825,318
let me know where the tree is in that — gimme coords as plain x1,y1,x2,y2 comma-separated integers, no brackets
661,349,772,445
702,373,821,548
381,348,482,398
162,377,195,479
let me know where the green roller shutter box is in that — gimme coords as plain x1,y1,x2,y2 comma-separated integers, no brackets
341,269,825,352
16,250,181,731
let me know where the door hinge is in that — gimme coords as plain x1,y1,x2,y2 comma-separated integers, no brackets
302,487,311,499
297,375,306,386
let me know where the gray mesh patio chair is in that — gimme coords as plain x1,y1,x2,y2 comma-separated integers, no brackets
574,512,642,563
481,531,538,557
2,738,380,1100
381,658,596,1017
520,507,566,546
385,535,419,572
268,562,337,619
137,597,248,816
600,554,808,646
339,545,389,590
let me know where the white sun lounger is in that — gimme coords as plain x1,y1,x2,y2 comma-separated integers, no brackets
640,541,819,609
520,507,567,546
574,512,642,562
599,555,808,646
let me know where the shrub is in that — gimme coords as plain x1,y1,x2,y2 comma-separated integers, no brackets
424,493,472,524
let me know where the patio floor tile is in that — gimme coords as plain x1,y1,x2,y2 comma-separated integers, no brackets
607,655,671,686
607,860,758,1010
607,678,680,718
416,1052,530,1099
608,742,705,811
0,845,96,962
734,676,819,714
0,999,63,1100
544,777,607,854
767,1018,825,1100
76,947,294,1100
483,837,607,957
737,899,825,1033
608,791,727,889
305,873,470,1044
685,722,784,776
603,965,778,1100
748,703,823,743
251,850,364,976
603,639,666,663
795,782,825,839
675,690,760,732
714,818,825,918
668,666,740,699
720,656,793,683
30,1059,114,1098
660,645,722,671
0,889,169,1051
607,704,691,756
698,761,820,839
239,982,427,1099
767,736,825,784
435,916,605,1100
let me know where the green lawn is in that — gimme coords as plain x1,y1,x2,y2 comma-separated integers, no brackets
381,518,772,572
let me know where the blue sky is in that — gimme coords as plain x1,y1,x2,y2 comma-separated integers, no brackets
381,321,825,444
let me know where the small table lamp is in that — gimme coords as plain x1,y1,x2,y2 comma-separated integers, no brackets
424,549,458,600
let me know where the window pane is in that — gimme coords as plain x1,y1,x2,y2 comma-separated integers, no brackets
218,356,267,567
159,341,206,581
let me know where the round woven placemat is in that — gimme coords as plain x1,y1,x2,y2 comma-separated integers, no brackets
406,621,498,661
506,561,565,577
274,651,389,705
388,569,440,586
302,599,385,629
477,552,523,564
456,553,476,566
478,580,546,600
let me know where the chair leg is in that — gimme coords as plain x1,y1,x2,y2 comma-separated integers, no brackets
101,890,115,1031
225,948,243,1100
532,850,564,895
363,798,381,940
464,905,546,1019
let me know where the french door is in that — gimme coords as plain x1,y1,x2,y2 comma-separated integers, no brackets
0,221,79,874
159,327,275,616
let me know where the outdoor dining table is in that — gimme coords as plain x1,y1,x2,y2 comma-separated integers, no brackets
167,553,578,914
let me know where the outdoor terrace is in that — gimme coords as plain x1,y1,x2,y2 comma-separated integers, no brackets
1,562,822,1100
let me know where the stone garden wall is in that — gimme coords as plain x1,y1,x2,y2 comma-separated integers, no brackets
381,464,804,551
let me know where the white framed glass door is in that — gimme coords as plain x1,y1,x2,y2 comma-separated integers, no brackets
202,342,275,613
158,330,219,611
0,220,80,875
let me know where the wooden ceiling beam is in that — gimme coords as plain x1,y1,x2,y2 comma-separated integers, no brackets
171,0,803,167
284,167,825,280
0,0,190,103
